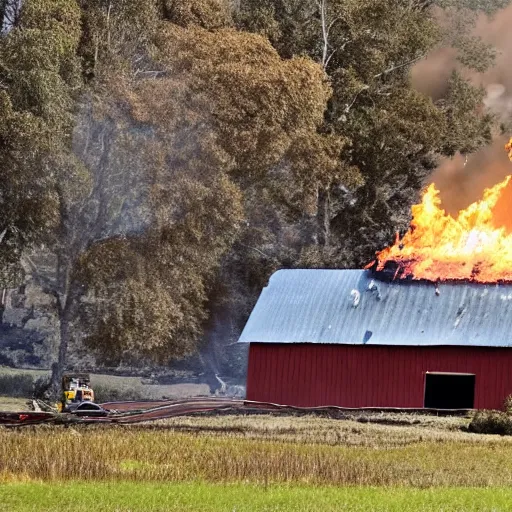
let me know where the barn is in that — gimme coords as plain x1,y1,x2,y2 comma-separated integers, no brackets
239,269,512,410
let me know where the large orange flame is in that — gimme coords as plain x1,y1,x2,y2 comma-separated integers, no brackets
371,138,512,283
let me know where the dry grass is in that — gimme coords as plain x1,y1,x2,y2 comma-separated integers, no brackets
157,412,475,447
2,414,512,487
0,396,30,411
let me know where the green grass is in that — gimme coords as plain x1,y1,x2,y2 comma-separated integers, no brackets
0,367,47,378
2,482,512,511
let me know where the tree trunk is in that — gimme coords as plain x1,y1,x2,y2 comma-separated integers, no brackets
317,187,331,247
0,288,6,323
49,303,73,398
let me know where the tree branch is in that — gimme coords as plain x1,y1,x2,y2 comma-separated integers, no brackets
374,55,425,79
21,254,62,313
324,49,337,69
238,242,273,260
341,85,369,118
318,0,339,70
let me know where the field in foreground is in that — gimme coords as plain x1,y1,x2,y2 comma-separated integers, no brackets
3,482,512,512
2,415,512,487
3,414,512,510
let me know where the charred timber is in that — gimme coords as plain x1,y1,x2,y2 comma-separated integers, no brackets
367,260,512,286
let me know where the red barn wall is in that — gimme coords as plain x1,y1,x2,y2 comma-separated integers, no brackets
246,343,512,410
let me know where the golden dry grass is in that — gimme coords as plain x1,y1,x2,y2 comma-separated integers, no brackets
157,412,476,447
2,414,512,487
0,396,30,411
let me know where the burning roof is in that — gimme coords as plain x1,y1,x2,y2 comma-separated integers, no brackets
239,269,512,347
240,140,512,347
367,138,512,283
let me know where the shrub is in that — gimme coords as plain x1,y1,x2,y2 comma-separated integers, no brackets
469,410,512,435
0,374,35,398
33,375,52,400
503,395,512,415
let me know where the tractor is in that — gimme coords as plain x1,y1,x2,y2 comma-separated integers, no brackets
59,373,106,416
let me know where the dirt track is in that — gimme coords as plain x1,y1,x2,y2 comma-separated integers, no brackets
0,397,471,427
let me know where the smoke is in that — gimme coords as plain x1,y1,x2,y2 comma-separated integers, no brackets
411,4,512,227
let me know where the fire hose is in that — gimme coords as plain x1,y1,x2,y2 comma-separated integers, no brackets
0,397,471,427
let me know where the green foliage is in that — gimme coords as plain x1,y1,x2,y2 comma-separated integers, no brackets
439,71,493,155
439,0,505,73
233,0,504,273
0,0,81,284
1,0,509,372
0,0,81,129
237,0,441,72
68,67,244,362
72,21,332,364
153,24,333,180
164,0,232,28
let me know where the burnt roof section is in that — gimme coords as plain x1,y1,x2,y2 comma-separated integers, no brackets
238,269,512,347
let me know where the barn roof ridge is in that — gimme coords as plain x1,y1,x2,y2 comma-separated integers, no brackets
238,269,512,347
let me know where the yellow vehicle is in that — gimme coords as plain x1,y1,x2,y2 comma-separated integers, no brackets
59,373,96,413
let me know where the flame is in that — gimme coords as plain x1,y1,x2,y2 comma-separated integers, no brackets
371,138,512,283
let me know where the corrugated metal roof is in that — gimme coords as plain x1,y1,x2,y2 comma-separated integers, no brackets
238,269,512,347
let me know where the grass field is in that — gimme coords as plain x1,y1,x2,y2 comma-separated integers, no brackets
1,369,511,510
2,414,512,510
3,482,512,512
1,416,512,487
159,411,474,446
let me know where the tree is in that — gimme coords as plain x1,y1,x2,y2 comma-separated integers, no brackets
5,0,506,386
1,3,336,391
34,94,244,384
0,0,81,285
163,0,233,28
190,0,507,364
154,21,350,368
77,0,160,80
234,0,504,269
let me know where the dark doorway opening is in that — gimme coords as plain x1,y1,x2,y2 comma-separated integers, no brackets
424,372,475,409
